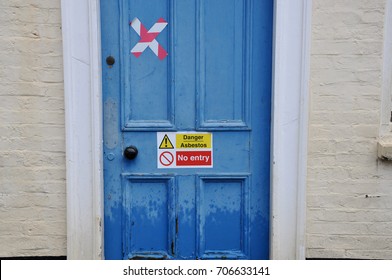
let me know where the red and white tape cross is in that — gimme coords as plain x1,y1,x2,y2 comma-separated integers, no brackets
130,17,168,60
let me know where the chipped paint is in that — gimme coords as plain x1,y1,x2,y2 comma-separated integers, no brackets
103,98,118,149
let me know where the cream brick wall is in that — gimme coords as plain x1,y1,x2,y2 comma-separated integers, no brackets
308,0,392,259
0,0,66,257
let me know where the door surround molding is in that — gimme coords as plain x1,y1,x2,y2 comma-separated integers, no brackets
61,0,312,260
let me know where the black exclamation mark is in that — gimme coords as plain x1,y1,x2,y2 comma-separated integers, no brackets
159,135,173,149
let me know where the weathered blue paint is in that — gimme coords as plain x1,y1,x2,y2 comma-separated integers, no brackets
102,0,273,259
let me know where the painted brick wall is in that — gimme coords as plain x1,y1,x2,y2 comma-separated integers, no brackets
307,0,392,259
0,0,66,257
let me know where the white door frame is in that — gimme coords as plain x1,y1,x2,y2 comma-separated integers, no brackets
61,0,312,260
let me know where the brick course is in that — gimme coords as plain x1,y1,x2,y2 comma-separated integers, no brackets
0,0,66,257
307,0,392,259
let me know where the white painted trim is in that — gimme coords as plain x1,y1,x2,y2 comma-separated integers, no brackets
61,0,103,259
270,0,311,259
62,0,311,259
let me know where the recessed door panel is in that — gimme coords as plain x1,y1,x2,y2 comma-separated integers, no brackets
197,175,249,259
121,0,174,129
198,0,250,129
122,175,176,259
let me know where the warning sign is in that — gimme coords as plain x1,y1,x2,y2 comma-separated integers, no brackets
159,151,174,166
159,134,174,149
157,132,213,168
177,151,212,166
176,133,212,149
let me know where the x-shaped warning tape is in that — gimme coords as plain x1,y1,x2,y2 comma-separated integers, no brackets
130,17,168,60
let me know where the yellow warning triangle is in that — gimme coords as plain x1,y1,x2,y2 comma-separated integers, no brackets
159,134,174,149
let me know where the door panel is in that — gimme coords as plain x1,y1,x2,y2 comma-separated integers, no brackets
198,0,250,129
102,0,273,260
121,0,174,130
122,175,176,259
197,175,249,259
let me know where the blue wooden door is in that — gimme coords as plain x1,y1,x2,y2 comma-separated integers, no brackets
101,0,272,260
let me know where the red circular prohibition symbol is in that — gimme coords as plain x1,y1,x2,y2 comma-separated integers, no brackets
159,151,174,166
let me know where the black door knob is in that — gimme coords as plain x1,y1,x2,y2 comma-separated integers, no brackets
106,56,115,66
124,146,138,160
